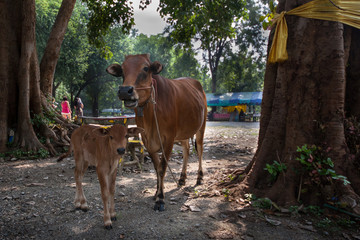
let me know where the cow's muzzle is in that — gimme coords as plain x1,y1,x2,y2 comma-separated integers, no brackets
117,148,126,155
118,86,138,108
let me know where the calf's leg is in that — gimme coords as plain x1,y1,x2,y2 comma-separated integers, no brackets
178,139,190,186
109,168,118,221
97,168,113,229
74,155,89,210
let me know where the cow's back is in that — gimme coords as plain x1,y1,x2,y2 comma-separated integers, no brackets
155,76,207,141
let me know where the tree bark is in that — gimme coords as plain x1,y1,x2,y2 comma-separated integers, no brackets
16,0,44,150
232,0,360,213
40,0,76,96
0,0,78,152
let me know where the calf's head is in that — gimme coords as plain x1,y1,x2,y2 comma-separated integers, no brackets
92,124,144,155
106,54,162,109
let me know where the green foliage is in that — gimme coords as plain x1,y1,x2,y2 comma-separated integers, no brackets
304,205,324,216
296,144,350,186
259,0,277,30
336,218,356,228
252,197,272,209
315,217,332,229
1,149,50,160
31,113,55,128
159,0,247,49
82,0,135,51
264,160,287,181
222,188,230,198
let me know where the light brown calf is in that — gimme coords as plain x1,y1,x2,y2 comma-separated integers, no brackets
57,124,143,229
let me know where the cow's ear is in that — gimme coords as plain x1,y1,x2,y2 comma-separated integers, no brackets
106,64,123,77
92,127,109,137
127,127,145,137
150,61,163,75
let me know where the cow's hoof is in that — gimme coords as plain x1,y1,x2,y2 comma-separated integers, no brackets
178,178,186,186
111,216,117,221
196,179,203,185
104,225,113,230
154,201,165,211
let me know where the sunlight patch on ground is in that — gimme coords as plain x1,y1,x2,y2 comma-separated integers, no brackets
13,161,57,169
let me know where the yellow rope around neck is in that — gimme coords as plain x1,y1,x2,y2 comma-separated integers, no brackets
268,0,360,64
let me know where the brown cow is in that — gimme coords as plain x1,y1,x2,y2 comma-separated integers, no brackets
57,124,143,229
106,54,207,211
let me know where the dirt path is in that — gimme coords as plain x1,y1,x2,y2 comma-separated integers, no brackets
0,122,358,239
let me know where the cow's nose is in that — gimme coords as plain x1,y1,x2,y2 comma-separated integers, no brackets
118,86,134,100
117,148,126,155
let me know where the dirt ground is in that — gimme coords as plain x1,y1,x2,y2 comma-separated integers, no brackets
1,121,359,240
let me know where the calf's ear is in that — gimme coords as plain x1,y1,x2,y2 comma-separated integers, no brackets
106,64,123,77
91,127,110,137
127,127,145,137
150,61,163,75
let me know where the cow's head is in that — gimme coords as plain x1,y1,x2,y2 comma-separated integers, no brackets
106,54,162,109
92,124,144,155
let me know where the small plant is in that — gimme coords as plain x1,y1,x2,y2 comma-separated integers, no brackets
264,160,287,181
296,144,350,186
315,217,332,229
252,197,273,209
244,193,256,203
288,205,300,213
222,188,230,198
228,174,235,181
336,218,356,228
304,205,323,216
3,148,49,159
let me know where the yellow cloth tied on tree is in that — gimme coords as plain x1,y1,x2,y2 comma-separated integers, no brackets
269,0,360,63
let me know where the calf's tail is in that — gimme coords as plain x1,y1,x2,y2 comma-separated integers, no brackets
57,144,73,162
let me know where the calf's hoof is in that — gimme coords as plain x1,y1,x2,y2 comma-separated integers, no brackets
154,201,165,211
104,224,113,230
75,206,88,212
196,178,203,185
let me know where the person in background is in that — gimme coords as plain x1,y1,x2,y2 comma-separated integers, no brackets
74,97,84,118
61,96,72,120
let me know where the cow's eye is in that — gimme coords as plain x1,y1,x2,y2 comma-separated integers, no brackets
143,67,149,72
125,134,129,138
110,136,113,139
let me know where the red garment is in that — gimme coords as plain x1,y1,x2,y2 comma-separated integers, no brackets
61,101,71,113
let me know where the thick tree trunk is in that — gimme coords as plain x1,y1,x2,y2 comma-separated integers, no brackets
233,0,360,213
40,0,76,96
0,0,77,152
345,28,360,119
16,0,44,150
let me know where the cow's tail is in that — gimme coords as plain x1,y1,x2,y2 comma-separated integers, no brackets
57,143,73,162
191,137,197,152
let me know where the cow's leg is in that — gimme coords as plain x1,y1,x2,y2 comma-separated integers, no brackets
97,168,112,229
149,151,160,200
74,155,89,211
178,139,190,186
153,142,173,211
109,168,118,222
195,124,205,185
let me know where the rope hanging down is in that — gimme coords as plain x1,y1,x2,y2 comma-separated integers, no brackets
268,0,360,63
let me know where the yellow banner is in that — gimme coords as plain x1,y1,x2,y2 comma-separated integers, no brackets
269,0,360,63
223,105,247,113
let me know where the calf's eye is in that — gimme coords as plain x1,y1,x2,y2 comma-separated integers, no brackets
143,67,149,72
